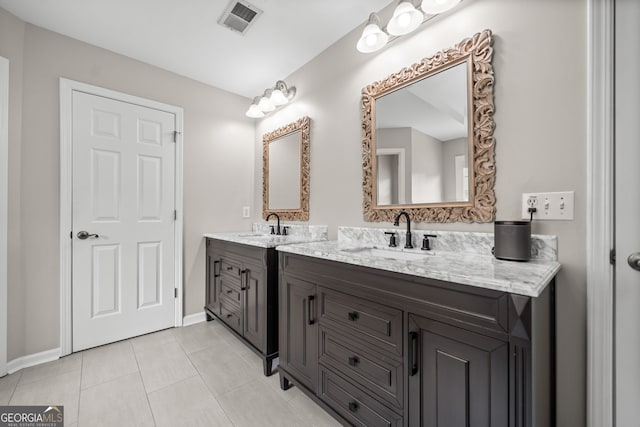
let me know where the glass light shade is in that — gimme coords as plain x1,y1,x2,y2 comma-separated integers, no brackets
246,104,264,118
258,96,275,112
356,23,389,53
420,0,461,14
269,89,289,106
387,1,424,36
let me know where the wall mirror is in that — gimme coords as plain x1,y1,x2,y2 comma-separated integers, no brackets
362,29,495,223
263,116,310,221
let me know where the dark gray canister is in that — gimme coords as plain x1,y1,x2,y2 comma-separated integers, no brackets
493,221,531,261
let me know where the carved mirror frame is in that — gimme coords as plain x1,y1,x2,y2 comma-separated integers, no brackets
263,116,310,221
362,29,495,223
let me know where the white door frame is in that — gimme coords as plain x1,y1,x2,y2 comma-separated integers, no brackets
59,79,184,356
0,56,9,376
586,0,614,425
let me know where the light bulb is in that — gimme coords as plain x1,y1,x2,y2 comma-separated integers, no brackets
398,13,411,27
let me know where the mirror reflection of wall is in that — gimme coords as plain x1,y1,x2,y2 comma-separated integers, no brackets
268,131,301,210
375,61,470,206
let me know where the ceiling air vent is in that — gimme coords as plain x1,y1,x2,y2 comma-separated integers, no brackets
218,0,263,35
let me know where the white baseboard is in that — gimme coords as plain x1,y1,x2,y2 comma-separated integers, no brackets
182,311,207,327
7,348,61,374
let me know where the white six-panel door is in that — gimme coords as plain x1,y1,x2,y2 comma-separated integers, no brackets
71,91,176,351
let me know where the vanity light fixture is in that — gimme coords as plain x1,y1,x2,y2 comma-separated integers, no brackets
387,1,423,35
356,13,389,53
357,0,462,53
246,80,296,118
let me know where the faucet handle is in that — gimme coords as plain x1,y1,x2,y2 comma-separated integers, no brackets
282,226,290,236
270,225,275,235
421,234,438,251
384,231,398,248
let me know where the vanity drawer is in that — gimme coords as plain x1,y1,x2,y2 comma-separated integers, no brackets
219,257,243,284
219,279,242,308
319,366,402,427
319,288,403,356
219,301,242,334
319,327,403,410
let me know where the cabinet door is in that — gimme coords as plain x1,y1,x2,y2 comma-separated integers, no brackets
205,241,220,314
243,266,266,352
280,275,317,391
408,314,509,427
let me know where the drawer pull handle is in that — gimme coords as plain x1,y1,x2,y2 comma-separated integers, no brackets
226,290,233,294
348,401,359,412
213,260,221,277
348,311,359,321
409,331,419,376
308,295,315,325
226,266,234,271
226,313,233,319
348,356,359,367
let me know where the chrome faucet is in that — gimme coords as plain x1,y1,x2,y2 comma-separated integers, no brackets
393,210,413,249
265,213,281,235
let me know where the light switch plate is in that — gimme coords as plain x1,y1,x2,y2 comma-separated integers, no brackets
521,191,574,220
242,206,250,218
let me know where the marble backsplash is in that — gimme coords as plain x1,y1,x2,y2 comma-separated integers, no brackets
337,226,558,262
253,223,328,240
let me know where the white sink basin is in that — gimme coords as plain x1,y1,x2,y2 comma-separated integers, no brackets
342,247,430,261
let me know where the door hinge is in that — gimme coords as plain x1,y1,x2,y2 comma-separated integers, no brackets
174,288,178,298
174,210,177,220
173,131,181,143
610,249,616,265
70,231,73,239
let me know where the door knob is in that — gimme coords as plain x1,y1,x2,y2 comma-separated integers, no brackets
628,253,640,271
77,231,99,240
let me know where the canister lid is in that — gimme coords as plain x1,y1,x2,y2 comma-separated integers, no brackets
494,220,530,226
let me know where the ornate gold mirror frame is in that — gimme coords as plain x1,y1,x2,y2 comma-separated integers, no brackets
362,29,495,223
263,116,310,221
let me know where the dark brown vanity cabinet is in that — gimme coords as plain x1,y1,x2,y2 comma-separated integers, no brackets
205,238,278,375
278,252,555,427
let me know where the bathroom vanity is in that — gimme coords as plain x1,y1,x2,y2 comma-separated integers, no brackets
276,228,560,427
203,225,327,376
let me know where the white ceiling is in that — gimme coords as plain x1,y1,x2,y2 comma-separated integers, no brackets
0,0,391,98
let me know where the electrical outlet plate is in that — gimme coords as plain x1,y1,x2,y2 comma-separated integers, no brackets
521,191,574,220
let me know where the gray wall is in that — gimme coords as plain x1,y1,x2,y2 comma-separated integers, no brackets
254,0,586,425
0,9,255,359
0,7,25,361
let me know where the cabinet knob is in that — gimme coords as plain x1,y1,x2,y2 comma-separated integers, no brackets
348,356,359,367
348,401,359,412
348,311,359,321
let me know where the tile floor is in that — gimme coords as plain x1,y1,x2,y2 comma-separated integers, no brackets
0,320,341,427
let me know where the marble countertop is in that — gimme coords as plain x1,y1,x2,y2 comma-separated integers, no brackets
276,241,561,297
203,232,327,248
